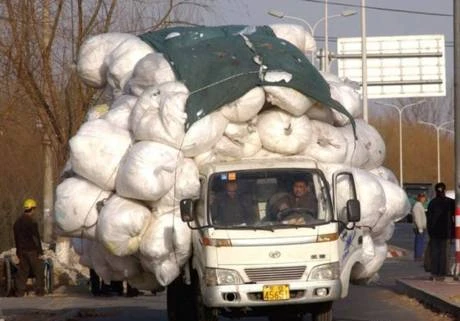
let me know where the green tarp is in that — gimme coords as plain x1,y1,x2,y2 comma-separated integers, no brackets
139,25,355,131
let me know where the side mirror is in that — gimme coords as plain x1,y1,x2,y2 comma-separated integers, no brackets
346,199,361,223
180,199,194,222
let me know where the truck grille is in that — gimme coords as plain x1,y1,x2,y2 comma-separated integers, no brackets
244,266,306,282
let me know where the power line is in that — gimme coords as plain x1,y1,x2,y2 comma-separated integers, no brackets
302,0,453,17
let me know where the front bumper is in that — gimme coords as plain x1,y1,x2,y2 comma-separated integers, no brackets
203,279,341,308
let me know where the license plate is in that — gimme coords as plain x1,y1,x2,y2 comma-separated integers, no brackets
262,284,290,301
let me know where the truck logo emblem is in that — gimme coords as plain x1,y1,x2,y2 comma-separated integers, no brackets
269,251,281,258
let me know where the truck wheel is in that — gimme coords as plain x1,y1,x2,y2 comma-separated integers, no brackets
311,302,333,321
191,273,218,321
166,276,195,321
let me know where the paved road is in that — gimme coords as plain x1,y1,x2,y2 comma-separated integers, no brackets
0,223,452,321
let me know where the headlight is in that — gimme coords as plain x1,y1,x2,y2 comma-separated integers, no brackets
308,262,340,281
205,268,243,286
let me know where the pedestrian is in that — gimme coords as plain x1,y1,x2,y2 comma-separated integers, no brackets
13,198,45,296
412,193,427,261
426,182,455,280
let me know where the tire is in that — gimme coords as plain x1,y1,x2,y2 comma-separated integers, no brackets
311,302,333,321
44,259,54,294
166,275,196,321
191,273,218,321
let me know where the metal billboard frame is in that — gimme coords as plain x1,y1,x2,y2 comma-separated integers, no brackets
336,34,446,99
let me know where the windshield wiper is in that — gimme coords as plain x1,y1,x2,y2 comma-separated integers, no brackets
277,223,316,229
213,225,275,231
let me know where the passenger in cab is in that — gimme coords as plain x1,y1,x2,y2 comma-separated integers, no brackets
211,180,257,225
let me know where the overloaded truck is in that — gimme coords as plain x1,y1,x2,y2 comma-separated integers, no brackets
65,24,408,321
167,158,364,321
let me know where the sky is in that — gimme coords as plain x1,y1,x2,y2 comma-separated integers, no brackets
206,0,453,62
203,0,454,103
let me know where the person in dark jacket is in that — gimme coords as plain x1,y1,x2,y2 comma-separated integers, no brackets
287,179,318,215
13,198,45,296
211,180,257,225
426,182,455,280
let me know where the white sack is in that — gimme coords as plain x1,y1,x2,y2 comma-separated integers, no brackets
96,195,152,256
305,103,334,124
181,111,228,157
71,238,84,256
264,86,315,116
77,33,135,88
71,238,93,268
361,232,375,263
127,53,176,96
320,72,362,126
90,241,142,282
371,177,410,234
319,163,386,230
339,124,370,168
302,120,347,163
371,221,395,245
85,104,109,121
105,36,155,94
369,166,399,185
103,95,138,130
73,238,94,268
270,24,316,54
69,119,132,191
194,150,219,167
130,84,188,147
139,213,192,266
352,120,386,170
351,243,388,280
54,176,111,239
220,87,265,122
116,141,183,201
140,255,180,287
151,158,200,217
214,123,262,160
140,214,191,286
256,109,312,155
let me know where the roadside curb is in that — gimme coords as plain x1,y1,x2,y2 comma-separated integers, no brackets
395,278,460,319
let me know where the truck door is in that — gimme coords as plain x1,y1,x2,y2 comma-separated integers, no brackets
332,171,361,264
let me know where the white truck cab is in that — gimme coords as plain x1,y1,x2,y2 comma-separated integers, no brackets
167,158,364,321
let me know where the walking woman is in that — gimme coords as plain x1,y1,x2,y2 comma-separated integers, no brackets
412,193,427,261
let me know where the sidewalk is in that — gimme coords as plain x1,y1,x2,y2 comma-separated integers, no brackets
396,273,460,320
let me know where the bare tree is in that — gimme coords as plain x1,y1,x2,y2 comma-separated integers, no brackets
0,0,215,251
370,82,454,187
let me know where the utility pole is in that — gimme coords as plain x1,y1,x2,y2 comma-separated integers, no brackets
42,131,54,243
361,0,368,122
43,0,70,264
453,0,460,278
42,0,53,244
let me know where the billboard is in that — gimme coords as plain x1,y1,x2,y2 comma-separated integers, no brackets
337,35,446,99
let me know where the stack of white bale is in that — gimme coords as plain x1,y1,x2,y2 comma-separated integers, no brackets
55,25,409,289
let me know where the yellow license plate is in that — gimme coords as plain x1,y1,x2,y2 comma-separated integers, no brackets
262,285,290,301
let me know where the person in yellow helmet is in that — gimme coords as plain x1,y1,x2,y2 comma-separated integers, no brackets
13,198,45,296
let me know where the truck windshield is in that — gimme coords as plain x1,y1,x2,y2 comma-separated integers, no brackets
208,169,332,228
